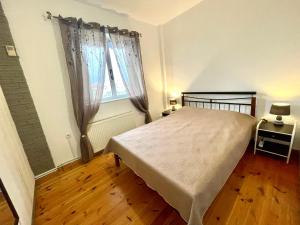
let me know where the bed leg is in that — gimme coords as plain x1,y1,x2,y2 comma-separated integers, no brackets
114,154,120,167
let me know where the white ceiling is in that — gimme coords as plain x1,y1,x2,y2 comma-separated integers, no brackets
76,0,203,25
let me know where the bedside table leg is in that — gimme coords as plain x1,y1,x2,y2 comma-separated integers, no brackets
287,122,296,164
287,147,292,164
254,136,258,155
254,120,262,155
254,136,257,155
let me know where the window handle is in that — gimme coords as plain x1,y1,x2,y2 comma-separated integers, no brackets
109,69,114,80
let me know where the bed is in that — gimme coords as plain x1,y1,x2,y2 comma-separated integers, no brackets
104,92,257,225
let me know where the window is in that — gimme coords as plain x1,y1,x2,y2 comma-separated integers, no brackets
85,35,128,103
85,45,104,101
102,43,128,102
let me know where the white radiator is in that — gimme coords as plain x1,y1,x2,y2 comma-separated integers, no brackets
88,111,136,153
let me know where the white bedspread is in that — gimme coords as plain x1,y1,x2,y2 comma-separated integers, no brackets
105,107,256,225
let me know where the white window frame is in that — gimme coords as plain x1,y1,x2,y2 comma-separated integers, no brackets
101,42,128,103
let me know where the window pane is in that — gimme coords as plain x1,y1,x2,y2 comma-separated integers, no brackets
85,45,101,100
102,64,113,99
109,48,128,97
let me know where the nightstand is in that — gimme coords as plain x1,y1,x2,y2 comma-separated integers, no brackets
162,110,174,117
254,120,296,163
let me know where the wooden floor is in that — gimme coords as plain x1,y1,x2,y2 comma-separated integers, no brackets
35,148,300,225
0,192,14,225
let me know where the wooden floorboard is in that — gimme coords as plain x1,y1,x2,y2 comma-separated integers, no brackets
35,148,300,225
0,192,15,225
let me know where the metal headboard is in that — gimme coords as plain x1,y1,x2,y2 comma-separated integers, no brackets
181,92,256,117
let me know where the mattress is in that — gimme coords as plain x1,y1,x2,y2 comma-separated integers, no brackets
104,107,256,225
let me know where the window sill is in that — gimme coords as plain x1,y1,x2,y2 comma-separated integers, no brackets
101,96,129,104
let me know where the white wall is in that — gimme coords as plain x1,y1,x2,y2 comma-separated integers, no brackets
0,87,35,225
1,0,164,170
162,0,300,149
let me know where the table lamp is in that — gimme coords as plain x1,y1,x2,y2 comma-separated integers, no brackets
270,103,290,126
170,99,177,111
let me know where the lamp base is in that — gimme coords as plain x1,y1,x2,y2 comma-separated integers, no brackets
172,106,176,111
273,120,284,126
273,115,284,126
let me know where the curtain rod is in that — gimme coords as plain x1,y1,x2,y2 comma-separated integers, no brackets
45,11,142,37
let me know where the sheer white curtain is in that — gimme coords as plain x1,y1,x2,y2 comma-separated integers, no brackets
109,32,152,123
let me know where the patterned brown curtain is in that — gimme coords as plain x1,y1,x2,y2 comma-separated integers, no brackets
58,17,107,162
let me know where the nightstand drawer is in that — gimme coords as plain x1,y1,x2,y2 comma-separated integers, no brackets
258,130,291,142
